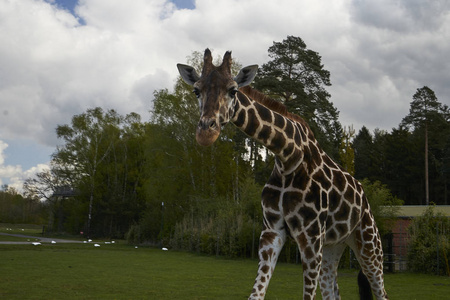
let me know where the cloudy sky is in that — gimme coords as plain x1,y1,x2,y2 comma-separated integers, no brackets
0,0,449,190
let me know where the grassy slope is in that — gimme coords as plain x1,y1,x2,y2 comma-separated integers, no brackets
0,243,449,299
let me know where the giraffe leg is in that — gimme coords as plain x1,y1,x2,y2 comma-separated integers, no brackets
294,229,324,300
248,228,286,300
348,216,389,300
319,244,347,300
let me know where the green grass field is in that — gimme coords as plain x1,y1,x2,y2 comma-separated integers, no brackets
1,240,449,300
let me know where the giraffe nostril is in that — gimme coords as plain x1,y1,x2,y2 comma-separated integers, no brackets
199,119,217,131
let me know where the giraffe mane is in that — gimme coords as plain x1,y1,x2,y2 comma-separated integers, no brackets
239,86,309,127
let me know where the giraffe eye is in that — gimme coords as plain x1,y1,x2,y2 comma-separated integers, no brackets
193,88,200,98
229,88,238,98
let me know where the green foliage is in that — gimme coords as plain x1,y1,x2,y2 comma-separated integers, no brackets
407,205,450,276
29,108,148,238
254,35,343,160
145,176,263,258
401,86,447,130
339,125,355,176
353,112,449,205
0,186,44,224
360,179,403,236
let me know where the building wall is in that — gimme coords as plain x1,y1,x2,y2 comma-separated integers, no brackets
391,218,411,257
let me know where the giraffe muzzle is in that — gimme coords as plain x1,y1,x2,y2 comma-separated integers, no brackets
196,117,220,146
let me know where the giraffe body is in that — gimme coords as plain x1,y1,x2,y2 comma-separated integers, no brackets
177,49,388,300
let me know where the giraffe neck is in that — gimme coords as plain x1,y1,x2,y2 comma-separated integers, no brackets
231,91,319,175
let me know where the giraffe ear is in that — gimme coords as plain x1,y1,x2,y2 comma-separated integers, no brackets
234,65,258,87
177,64,200,85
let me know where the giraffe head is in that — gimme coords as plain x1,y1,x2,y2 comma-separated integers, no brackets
177,49,258,146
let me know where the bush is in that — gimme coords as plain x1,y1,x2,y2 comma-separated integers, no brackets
407,205,450,276
360,179,403,236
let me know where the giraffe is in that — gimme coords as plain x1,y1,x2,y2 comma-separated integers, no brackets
177,49,388,300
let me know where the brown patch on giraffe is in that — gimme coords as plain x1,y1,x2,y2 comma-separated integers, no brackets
361,210,373,227
284,148,302,170
355,194,362,206
260,232,277,246
261,250,269,261
304,181,320,205
234,109,246,128
257,102,273,124
236,91,251,107
271,129,285,149
273,113,286,129
299,206,318,226
284,119,295,138
262,187,281,211
328,188,340,212
335,223,349,236
258,125,272,144
245,108,259,136
350,207,360,229
334,201,350,221
321,191,327,209
264,211,281,228
297,232,307,248
313,169,330,191
293,167,309,191
309,144,321,164
326,228,337,241
304,246,314,260
287,215,300,230
282,142,295,158
295,127,303,145
304,286,315,297
306,221,320,238
313,238,321,253
332,170,346,191
304,275,312,287
344,187,355,203
261,265,270,274
323,164,332,179
283,191,302,213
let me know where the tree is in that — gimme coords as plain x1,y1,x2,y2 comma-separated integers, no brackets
401,86,449,205
0,185,43,224
23,166,72,232
339,125,355,176
254,35,342,159
53,107,119,236
50,108,147,237
353,126,373,180
360,179,403,237
408,205,450,275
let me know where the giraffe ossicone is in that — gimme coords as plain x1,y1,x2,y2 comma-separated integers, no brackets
177,49,388,300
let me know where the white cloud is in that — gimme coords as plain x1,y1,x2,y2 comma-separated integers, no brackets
0,0,449,186
0,140,49,191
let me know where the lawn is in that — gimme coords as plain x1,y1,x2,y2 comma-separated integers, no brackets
0,223,43,236
0,242,449,299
